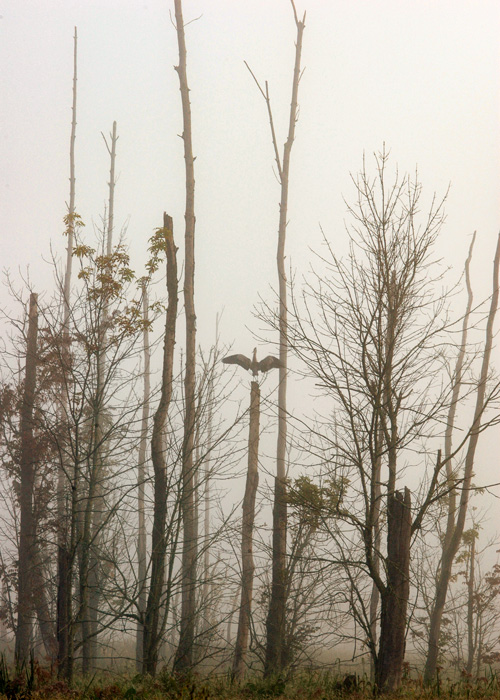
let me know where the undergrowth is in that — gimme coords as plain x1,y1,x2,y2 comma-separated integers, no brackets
0,659,498,700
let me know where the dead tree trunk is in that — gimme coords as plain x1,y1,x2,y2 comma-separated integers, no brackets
15,293,39,668
466,532,476,676
57,26,78,681
443,235,476,551
143,214,178,676
196,346,216,648
202,375,214,607
136,282,150,671
424,231,500,685
78,444,97,675
173,0,198,673
376,488,411,692
81,120,119,675
368,440,382,680
263,3,305,676
422,235,474,683
232,381,260,681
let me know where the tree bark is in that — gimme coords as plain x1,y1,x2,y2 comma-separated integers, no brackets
232,381,260,680
466,533,476,676
424,231,500,684
265,3,305,677
376,488,411,692
15,292,39,668
143,214,178,675
173,0,198,673
104,121,117,257
202,377,214,607
31,544,57,660
443,235,476,549
368,439,382,679
136,282,150,671
78,454,96,675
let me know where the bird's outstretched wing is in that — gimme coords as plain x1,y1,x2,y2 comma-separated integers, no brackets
258,355,283,373
222,353,252,371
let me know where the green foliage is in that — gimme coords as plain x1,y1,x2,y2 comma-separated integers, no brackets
242,675,286,698
462,527,480,547
67,225,156,348
74,244,96,260
145,225,175,276
288,475,348,527
63,211,85,237
75,244,136,302
156,672,211,700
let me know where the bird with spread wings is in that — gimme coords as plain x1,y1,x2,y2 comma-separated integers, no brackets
222,347,282,377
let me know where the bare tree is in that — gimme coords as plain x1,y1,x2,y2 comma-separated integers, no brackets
136,281,150,671
412,521,500,678
15,293,39,668
245,0,306,675
461,532,500,677
232,380,260,681
279,150,500,690
0,289,62,663
423,231,500,684
143,214,178,675
172,0,198,673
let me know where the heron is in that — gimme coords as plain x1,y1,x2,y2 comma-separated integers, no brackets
222,347,282,377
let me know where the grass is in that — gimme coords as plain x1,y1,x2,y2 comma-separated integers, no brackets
0,661,498,700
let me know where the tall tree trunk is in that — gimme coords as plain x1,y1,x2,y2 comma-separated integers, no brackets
376,488,411,692
475,611,483,679
81,120,119,675
78,447,97,675
143,214,178,675
466,533,476,676
196,352,216,649
265,3,305,676
443,235,475,550
136,282,150,671
202,378,214,607
57,26,78,681
422,236,475,683
368,441,382,680
373,268,400,687
424,232,500,684
173,0,198,673
232,381,260,681
15,293,39,668
103,121,117,258
31,545,57,660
